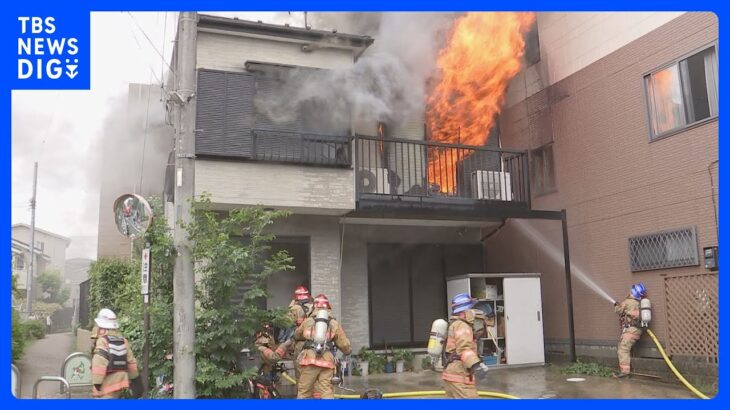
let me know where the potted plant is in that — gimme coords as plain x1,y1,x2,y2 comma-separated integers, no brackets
357,347,374,376
393,349,414,373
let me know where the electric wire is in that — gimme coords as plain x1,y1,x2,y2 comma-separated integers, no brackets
126,12,174,74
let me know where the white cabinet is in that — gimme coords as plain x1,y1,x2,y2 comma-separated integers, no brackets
445,273,544,367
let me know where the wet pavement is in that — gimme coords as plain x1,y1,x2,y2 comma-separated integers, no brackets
335,366,696,399
16,332,78,398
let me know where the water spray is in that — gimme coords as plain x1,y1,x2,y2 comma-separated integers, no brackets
513,220,615,304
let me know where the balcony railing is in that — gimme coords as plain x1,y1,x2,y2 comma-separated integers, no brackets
354,134,530,206
252,129,351,167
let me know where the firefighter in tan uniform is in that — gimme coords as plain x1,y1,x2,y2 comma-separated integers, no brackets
255,323,292,378
294,294,351,398
285,286,314,379
613,283,647,378
91,309,139,398
442,293,490,398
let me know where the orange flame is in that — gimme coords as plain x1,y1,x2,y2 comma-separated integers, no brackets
426,12,535,193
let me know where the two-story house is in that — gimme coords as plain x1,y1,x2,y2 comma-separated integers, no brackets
163,14,573,353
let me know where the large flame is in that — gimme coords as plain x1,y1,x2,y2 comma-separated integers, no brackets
426,12,535,193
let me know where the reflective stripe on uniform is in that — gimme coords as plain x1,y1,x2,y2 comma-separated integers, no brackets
460,350,477,362
92,366,107,376
299,357,335,368
128,363,138,373
442,372,475,385
275,346,286,357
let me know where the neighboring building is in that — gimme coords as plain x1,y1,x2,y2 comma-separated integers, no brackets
490,12,718,366
96,83,172,259
11,238,50,292
165,15,567,352
12,223,71,278
65,257,94,309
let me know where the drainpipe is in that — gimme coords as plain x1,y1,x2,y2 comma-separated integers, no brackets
708,160,719,242
561,209,577,362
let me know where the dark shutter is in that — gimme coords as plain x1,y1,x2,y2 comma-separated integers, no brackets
196,70,255,158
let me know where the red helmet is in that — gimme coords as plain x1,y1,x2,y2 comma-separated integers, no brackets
313,294,331,309
294,286,311,301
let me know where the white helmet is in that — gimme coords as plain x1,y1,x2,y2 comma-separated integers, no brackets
94,308,119,329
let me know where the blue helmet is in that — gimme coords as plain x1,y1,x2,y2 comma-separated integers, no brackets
451,293,478,314
630,283,647,299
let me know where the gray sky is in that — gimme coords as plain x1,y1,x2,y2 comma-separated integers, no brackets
12,12,297,259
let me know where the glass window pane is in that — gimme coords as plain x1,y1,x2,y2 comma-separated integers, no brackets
647,64,686,136
684,50,712,122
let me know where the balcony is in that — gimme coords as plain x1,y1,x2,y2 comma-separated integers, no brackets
252,129,351,167
353,134,532,220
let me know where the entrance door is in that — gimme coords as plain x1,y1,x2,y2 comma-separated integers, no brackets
503,277,544,365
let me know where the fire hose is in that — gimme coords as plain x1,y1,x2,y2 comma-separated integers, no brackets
278,365,518,399
334,390,519,399
645,329,710,399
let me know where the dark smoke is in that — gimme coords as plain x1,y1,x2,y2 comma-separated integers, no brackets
255,13,459,134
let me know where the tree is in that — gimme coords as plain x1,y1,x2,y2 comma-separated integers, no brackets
187,196,294,398
37,270,70,305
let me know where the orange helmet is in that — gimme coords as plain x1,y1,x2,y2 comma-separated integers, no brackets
294,285,311,301
313,294,331,309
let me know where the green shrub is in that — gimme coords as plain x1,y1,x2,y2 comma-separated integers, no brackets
421,355,433,370
25,319,46,339
11,309,27,362
560,360,614,378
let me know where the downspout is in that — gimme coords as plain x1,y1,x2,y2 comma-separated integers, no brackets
561,209,577,362
708,160,719,242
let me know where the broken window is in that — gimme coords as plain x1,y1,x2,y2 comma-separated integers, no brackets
530,142,556,196
645,45,717,140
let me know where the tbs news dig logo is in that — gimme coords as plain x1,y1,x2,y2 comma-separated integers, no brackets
17,17,79,80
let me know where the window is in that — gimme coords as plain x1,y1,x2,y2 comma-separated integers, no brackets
524,23,541,66
12,254,25,270
645,46,717,139
629,227,699,272
530,143,556,196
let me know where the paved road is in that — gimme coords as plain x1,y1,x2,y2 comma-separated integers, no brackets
16,332,81,398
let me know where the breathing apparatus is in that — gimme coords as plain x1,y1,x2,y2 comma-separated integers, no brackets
313,309,330,356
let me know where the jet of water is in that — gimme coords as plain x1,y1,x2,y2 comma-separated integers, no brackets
513,220,616,304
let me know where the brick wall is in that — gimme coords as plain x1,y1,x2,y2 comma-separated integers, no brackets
486,13,718,354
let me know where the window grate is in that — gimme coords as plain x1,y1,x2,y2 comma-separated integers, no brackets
629,227,699,272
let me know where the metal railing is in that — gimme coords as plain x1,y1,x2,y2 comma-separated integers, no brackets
252,129,351,167
354,134,530,205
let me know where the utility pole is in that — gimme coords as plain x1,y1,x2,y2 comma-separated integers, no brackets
172,11,197,399
25,162,38,316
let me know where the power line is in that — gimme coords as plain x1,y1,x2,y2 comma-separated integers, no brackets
125,15,163,86
126,12,175,74
161,12,169,85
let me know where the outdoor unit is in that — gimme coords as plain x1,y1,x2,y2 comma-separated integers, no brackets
359,168,391,194
471,170,512,201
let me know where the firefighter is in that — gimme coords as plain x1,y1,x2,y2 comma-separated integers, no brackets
294,294,351,398
255,323,292,379
286,286,314,379
442,293,490,398
613,283,646,378
91,308,140,398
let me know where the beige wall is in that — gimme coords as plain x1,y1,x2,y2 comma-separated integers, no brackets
487,13,718,348
537,12,685,85
197,31,355,72
12,226,68,276
195,159,355,214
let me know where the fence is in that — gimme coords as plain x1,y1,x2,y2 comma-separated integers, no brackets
664,273,718,362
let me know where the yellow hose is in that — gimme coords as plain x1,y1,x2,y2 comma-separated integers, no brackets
334,390,519,399
646,329,710,399
281,372,297,385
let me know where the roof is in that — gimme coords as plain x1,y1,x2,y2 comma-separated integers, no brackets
197,14,374,58
11,238,51,261
12,223,72,244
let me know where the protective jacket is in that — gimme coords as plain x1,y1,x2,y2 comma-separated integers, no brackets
615,296,642,374
442,315,481,386
91,330,139,398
